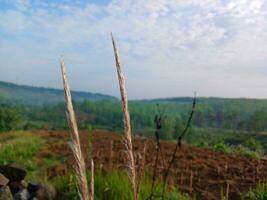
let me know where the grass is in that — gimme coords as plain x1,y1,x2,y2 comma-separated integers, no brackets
212,140,263,159
52,174,79,200
243,181,267,200
0,131,45,180
0,131,192,199
53,170,193,200
186,128,267,154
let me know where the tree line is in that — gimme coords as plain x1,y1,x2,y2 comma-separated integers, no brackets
1,99,267,137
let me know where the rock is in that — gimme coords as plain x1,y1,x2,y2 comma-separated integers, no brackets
0,173,9,186
0,185,13,200
0,164,27,181
8,181,26,194
21,180,28,188
14,189,30,200
33,183,56,200
27,182,39,194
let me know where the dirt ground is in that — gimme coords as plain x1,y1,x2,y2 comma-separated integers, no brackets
34,130,267,200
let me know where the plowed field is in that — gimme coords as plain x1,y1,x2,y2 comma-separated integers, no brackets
34,130,267,200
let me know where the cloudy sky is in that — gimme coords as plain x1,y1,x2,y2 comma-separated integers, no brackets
0,0,267,99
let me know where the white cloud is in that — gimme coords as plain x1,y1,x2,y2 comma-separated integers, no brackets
0,0,267,99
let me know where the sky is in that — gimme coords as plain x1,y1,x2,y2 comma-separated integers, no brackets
0,0,267,99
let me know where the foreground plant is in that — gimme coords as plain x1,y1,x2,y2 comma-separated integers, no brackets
60,57,90,200
243,181,267,200
111,33,138,200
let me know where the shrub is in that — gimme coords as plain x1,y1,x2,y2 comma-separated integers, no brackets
195,140,209,148
0,107,22,132
244,138,263,152
213,141,233,153
236,146,261,159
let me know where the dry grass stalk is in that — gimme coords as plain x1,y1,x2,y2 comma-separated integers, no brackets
137,142,147,194
189,170,193,195
90,159,94,200
226,182,229,200
60,57,89,200
111,33,138,200
109,140,114,170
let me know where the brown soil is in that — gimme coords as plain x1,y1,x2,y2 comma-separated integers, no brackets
34,130,267,200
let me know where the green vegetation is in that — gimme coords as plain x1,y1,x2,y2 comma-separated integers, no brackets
1,82,267,199
212,140,262,159
243,182,267,200
1,80,267,134
1,82,267,157
54,171,193,200
0,107,22,131
213,141,233,153
0,131,45,180
1,81,267,138
185,128,267,155
0,131,192,200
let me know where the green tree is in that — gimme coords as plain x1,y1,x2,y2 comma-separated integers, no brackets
248,109,267,132
0,107,21,131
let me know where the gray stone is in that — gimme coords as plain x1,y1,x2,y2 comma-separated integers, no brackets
0,185,13,200
8,181,26,194
0,173,9,186
0,164,27,181
14,189,30,200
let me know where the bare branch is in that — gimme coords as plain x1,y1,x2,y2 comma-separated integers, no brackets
148,104,167,200
161,93,197,199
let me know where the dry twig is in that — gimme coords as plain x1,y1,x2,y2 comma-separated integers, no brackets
148,105,166,200
137,142,147,195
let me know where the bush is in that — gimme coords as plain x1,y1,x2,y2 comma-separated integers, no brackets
0,107,22,131
195,140,209,148
244,138,263,152
236,146,261,159
213,141,233,153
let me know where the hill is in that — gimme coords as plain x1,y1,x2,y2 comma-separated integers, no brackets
0,81,117,105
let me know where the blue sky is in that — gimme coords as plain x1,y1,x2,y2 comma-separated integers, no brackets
0,0,267,99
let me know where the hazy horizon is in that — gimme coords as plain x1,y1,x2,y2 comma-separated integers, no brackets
0,0,267,99
2,79,267,101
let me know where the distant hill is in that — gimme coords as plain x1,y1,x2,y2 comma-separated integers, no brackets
0,81,117,105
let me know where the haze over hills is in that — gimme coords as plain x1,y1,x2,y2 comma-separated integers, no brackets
1,80,267,106
0,81,118,105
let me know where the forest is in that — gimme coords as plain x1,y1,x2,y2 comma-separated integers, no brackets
1,96,267,143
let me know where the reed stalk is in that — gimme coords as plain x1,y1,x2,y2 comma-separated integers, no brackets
90,159,94,200
60,57,89,200
111,33,138,200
